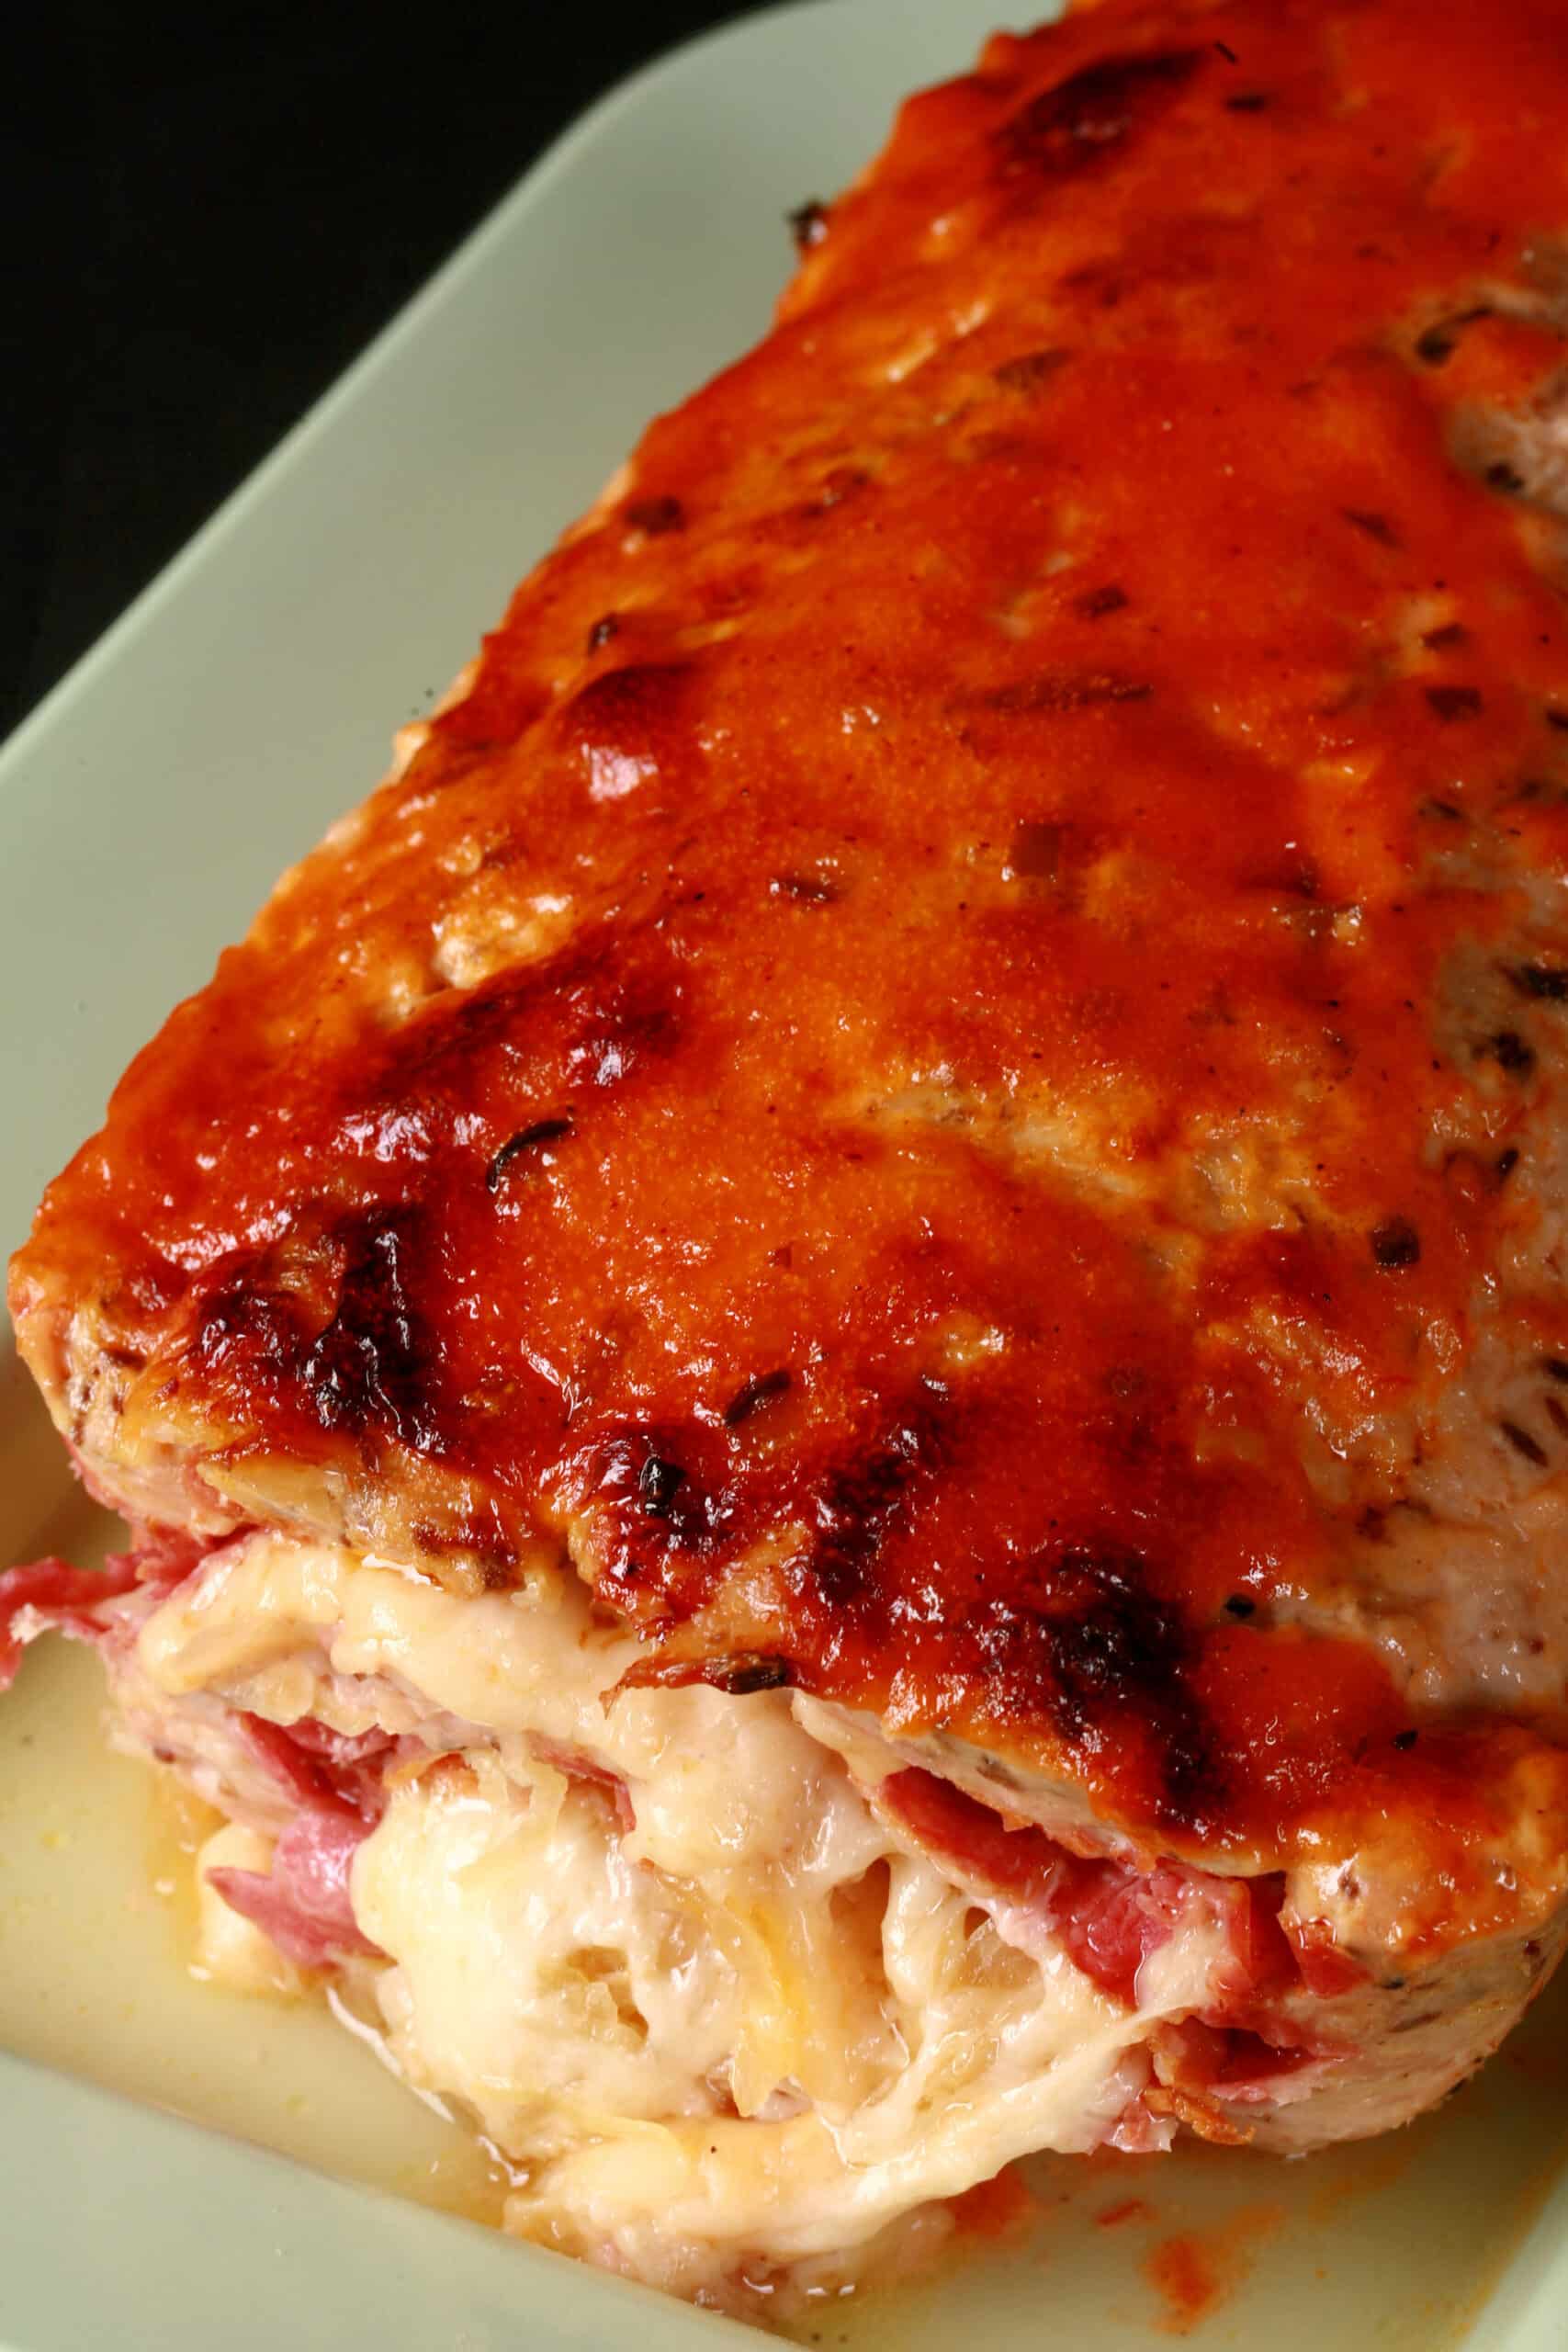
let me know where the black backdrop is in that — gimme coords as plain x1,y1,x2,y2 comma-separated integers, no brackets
7,0,773,740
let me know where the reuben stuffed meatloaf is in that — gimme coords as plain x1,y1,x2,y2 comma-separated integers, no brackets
8,0,1568,2309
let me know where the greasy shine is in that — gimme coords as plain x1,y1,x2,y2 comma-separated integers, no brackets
17,0,1568,1871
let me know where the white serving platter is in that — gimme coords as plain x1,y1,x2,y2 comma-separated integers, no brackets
3,3,1566,2344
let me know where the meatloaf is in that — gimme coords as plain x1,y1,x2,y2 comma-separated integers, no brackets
8,0,1568,2311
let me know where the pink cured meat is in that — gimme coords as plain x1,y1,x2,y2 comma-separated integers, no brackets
208,1804,382,1967
0,1543,393,1967
209,1713,399,1965
239,1712,396,1820
877,1767,1291,2009
215,1724,635,1970
0,1525,226,1690
0,1555,143,1688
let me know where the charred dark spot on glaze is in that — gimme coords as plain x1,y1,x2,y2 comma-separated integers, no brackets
965,1543,1211,1817
977,672,1153,716
638,1452,687,1517
187,1208,446,1454
300,1210,444,1451
623,495,685,537
806,1384,947,1606
1342,508,1400,548
1483,1030,1536,1077
993,346,1071,392
1425,684,1483,723
723,1368,793,1428
1370,1216,1421,1270
996,48,1205,181
1508,964,1568,1002
487,1116,573,1193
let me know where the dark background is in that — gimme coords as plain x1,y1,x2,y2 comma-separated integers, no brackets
6,0,773,741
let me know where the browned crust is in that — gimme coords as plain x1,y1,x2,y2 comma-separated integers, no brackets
14,0,1568,1912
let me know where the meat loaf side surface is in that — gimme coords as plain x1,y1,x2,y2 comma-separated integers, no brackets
13,0,1568,2185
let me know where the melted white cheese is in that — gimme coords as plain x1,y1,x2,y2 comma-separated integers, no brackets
126,1532,1234,2300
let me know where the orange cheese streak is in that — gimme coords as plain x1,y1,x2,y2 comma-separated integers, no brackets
17,0,1568,1872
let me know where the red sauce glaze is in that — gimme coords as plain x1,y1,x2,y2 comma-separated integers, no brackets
15,0,1568,1875
1145,2233,1225,2335
948,2164,1038,2241
1144,2202,1285,2335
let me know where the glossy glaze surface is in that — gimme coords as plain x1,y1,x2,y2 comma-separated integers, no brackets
15,0,1568,1876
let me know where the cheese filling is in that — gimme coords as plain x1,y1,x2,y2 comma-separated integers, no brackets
95,1529,1246,2302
